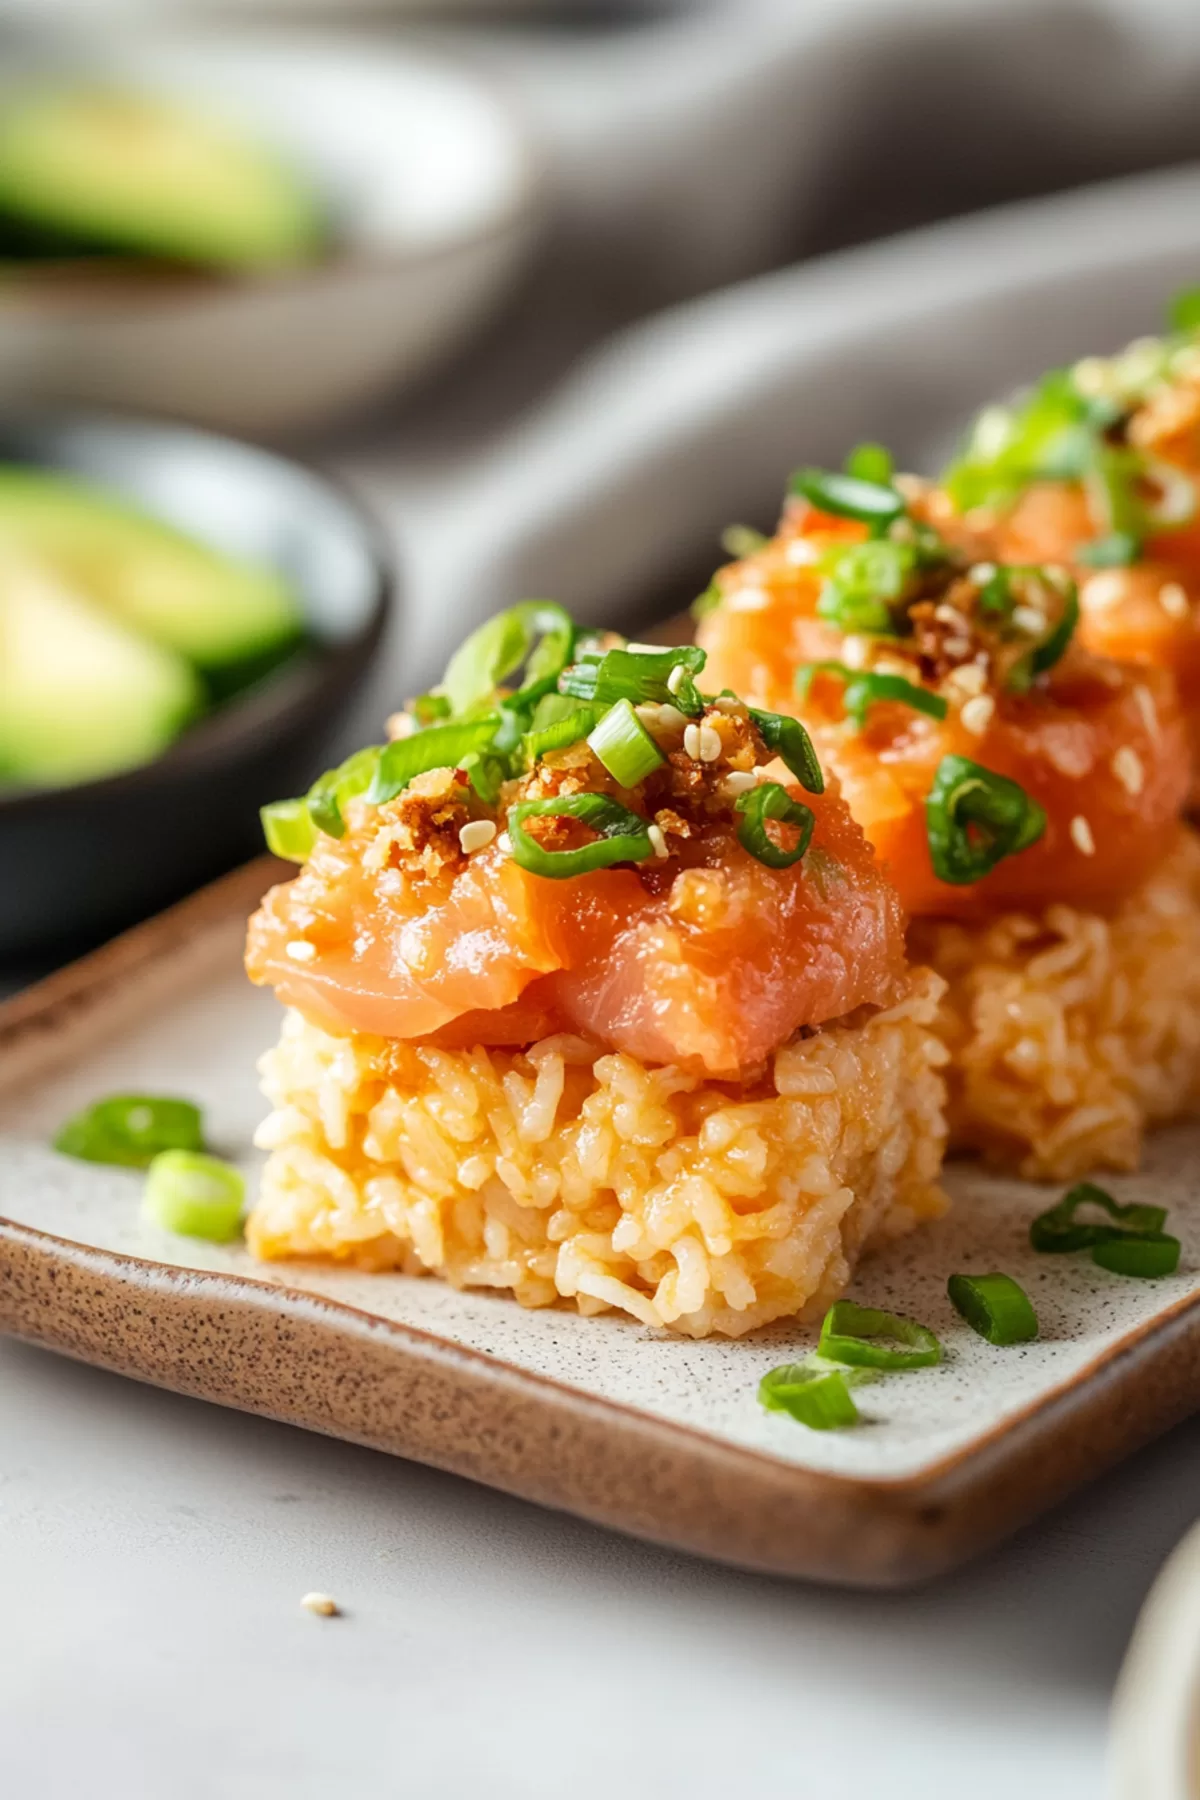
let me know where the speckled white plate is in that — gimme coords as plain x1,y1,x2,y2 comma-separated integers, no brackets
1,861,1198,1586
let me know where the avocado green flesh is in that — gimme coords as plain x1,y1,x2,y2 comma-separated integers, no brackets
0,563,201,787
0,468,303,673
0,88,325,269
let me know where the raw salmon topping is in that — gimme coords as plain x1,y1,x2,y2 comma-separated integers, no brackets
248,618,908,1079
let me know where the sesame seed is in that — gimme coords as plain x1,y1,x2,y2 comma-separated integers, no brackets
1082,571,1128,612
841,635,869,670
721,771,758,796
1134,684,1161,741
934,603,970,630
1159,581,1190,621
784,538,819,566
1070,815,1096,856
941,636,971,659
285,940,316,963
666,663,686,695
728,586,770,612
946,663,987,697
1111,746,1145,795
968,562,997,584
709,694,741,714
647,824,669,859
496,832,512,854
960,694,995,737
385,711,417,740
300,1593,339,1617
1012,604,1047,635
683,724,703,759
697,725,722,762
459,819,497,855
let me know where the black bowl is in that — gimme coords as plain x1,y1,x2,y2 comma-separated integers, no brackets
0,413,391,960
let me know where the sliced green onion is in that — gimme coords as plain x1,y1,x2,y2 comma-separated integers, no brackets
143,1149,245,1242
560,644,707,717
412,691,452,727
522,695,601,762
587,699,666,787
747,707,824,793
795,660,948,728
55,1095,206,1169
734,781,815,869
925,754,1046,885
1091,1234,1181,1278
367,716,500,806
1007,580,1080,692
261,797,316,864
720,523,768,559
507,792,653,879
789,466,906,531
818,1300,942,1370
442,601,575,716
844,442,895,485
816,537,915,633
461,752,505,806
1077,532,1141,568
757,1362,858,1430
1169,285,1200,335
306,745,384,840
947,1273,1039,1346
1030,1183,1167,1253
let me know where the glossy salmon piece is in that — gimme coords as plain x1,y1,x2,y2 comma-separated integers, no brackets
246,781,907,1081
698,505,1190,918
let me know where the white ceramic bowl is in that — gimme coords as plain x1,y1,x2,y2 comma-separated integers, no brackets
1109,1517,1200,1799
0,32,543,435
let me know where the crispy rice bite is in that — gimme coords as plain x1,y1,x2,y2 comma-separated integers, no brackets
246,612,947,1337
697,456,1200,1177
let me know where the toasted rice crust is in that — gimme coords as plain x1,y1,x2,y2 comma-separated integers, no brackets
247,973,948,1338
910,826,1200,1180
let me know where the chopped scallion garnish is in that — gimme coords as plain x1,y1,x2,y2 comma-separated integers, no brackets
789,466,906,531
306,744,384,840
747,707,824,792
947,1273,1039,1346
719,523,768,559
795,661,948,728
521,695,601,762
734,781,815,869
925,754,1046,885
442,601,575,716
1169,285,1200,335
1077,532,1141,568
261,797,317,864
843,442,895,485
757,1361,858,1430
818,1300,942,1370
1029,1183,1167,1253
55,1095,206,1169
507,792,654,879
1091,1234,1181,1278
587,699,666,787
367,716,501,806
560,644,707,717
143,1150,245,1242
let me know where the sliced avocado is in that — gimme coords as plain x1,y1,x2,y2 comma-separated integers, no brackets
0,87,325,269
0,467,303,682
0,560,202,787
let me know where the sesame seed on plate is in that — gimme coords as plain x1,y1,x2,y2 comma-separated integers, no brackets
697,724,723,762
683,723,703,759
1159,581,1190,621
300,1593,339,1617
960,695,995,737
1070,815,1096,856
285,940,316,963
647,824,669,859
459,819,497,855
1111,746,1145,795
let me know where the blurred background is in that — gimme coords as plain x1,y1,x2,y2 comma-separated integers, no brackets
6,0,1200,957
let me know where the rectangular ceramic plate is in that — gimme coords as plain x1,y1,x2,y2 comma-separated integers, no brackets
1,857,1198,1587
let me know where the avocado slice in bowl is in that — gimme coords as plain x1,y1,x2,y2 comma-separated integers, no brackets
0,466,304,697
0,560,202,788
0,86,326,270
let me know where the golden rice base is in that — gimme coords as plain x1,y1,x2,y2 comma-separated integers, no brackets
910,827,1200,1182
247,973,948,1338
